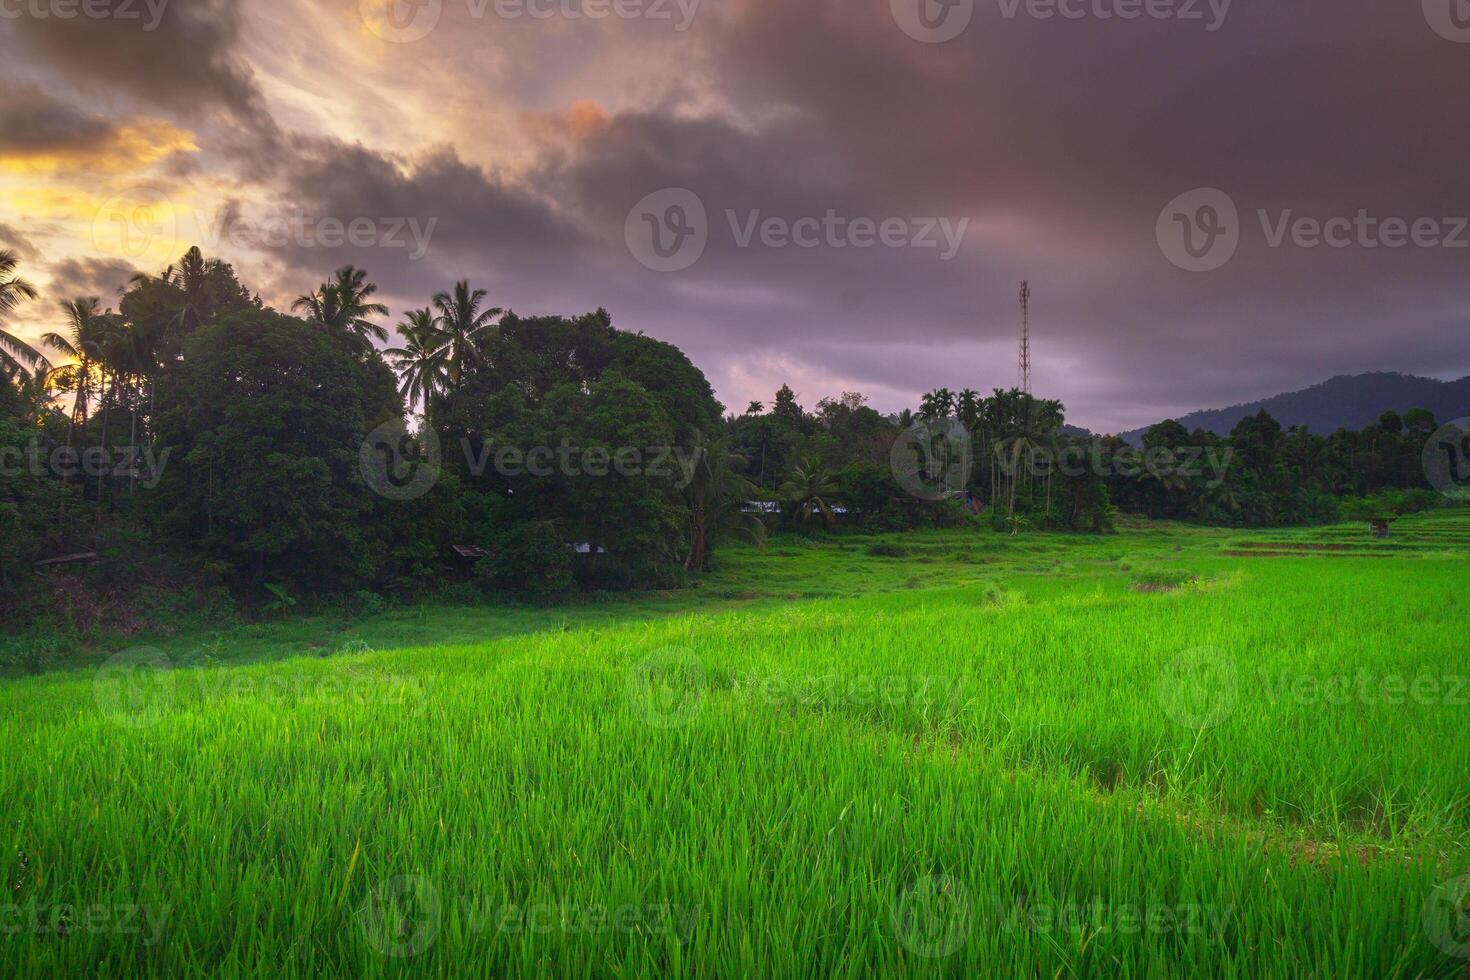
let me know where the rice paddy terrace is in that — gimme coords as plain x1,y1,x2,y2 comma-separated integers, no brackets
1224,509,1470,558
2,512,1468,977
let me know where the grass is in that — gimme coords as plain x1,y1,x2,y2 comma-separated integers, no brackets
2,513,1469,976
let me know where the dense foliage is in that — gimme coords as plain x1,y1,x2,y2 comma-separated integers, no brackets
0,250,733,615
0,245,1457,619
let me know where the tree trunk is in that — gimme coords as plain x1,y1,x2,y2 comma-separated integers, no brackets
685,503,707,571
121,374,137,495
96,365,113,520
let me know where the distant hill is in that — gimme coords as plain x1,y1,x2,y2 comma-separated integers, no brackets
1117,372,1470,445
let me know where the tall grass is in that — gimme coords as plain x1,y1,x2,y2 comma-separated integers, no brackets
2,517,1467,976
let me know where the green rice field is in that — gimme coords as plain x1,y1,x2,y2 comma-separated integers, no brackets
3,512,1469,977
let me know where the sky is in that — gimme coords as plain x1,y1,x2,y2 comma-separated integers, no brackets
2,0,1467,433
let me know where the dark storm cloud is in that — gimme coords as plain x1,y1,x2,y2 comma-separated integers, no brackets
7,0,1467,430
713,0,1468,218
4,0,277,138
242,137,596,313
0,89,116,156
46,256,141,304
650,0,1470,429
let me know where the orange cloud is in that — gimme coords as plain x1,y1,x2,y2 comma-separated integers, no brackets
0,119,198,176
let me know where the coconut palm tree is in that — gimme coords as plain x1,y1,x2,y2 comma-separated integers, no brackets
292,284,342,329
431,280,502,390
384,308,449,420
0,249,43,379
42,297,108,450
779,457,840,529
293,266,389,354
330,265,389,345
164,246,218,334
681,431,767,570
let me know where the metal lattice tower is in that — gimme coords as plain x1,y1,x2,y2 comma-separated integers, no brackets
1018,280,1032,395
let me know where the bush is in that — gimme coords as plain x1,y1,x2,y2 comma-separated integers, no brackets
350,590,388,616
0,621,81,674
477,522,574,600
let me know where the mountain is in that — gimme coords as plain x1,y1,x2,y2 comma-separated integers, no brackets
1117,372,1470,445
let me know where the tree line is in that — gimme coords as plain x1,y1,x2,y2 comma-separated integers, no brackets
0,244,1453,618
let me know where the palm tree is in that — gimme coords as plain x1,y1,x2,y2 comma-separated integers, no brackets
90,312,131,512
384,308,449,420
42,297,108,450
431,280,502,390
292,284,342,329
779,458,840,529
681,431,767,570
0,249,44,379
956,388,982,432
919,388,955,421
330,265,390,346
164,246,218,334
293,265,389,353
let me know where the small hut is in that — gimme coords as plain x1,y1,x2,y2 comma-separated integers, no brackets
1367,517,1393,539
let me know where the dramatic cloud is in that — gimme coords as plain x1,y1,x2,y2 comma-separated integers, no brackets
0,223,40,262
0,91,115,157
3,0,272,132
45,256,140,305
3,0,1466,430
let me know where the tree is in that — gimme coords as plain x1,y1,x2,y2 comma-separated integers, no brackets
919,388,956,420
0,249,43,380
773,384,804,425
293,265,390,354
681,430,766,571
1402,408,1437,438
532,372,687,588
151,308,401,591
956,388,982,431
1229,410,1284,473
384,308,449,420
161,246,220,335
432,280,502,390
727,412,805,490
330,265,391,346
0,388,76,593
42,298,109,451
780,457,839,528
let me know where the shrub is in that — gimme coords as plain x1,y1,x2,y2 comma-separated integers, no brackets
351,590,388,616
477,522,574,600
